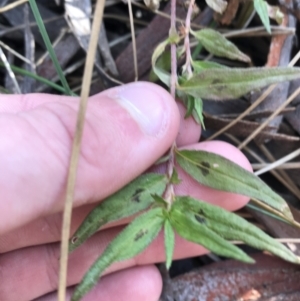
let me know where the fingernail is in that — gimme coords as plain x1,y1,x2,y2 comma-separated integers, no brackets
112,83,168,137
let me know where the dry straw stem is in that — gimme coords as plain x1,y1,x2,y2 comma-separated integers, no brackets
127,0,138,81
0,40,32,64
252,162,300,170
57,0,105,300
232,238,300,244
0,46,21,93
238,85,300,149
255,148,300,183
0,0,28,13
226,134,300,201
256,144,300,197
207,50,300,142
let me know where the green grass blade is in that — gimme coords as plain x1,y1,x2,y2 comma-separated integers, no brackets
0,63,77,96
28,0,73,95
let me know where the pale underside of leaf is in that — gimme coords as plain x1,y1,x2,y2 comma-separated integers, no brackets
177,67,300,100
175,149,293,219
152,39,171,86
164,219,175,269
254,0,271,33
174,196,300,264
191,29,251,63
69,173,167,252
71,208,164,301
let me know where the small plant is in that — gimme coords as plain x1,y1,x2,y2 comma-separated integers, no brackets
69,1,300,300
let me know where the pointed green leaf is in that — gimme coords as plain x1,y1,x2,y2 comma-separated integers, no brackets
192,60,228,73
191,29,251,63
175,149,293,220
192,97,205,128
152,35,180,86
69,173,168,252
184,95,195,119
71,208,165,301
181,95,204,127
164,219,175,269
152,39,171,86
151,194,168,206
170,200,253,263
174,196,300,264
149,50,171,82
177,67,300,100
170,168,181,184
254,0,271,33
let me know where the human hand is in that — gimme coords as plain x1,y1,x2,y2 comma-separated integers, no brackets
0,82,251,301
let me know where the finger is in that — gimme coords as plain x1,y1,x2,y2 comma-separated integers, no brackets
0,141,251,253
0,225,204,301
0,82,180,234
33,265,161,301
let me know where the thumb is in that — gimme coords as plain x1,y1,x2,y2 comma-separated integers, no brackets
0,82,180,234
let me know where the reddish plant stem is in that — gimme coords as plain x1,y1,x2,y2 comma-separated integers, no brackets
170,0,177,99
165,0,178,206
184,0,195,77
170,44,177,98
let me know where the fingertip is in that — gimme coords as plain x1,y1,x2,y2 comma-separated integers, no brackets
99,82,180,141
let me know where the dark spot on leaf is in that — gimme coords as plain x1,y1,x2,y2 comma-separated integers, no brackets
198,209,204,215
198,161,210,176
132,188,144,203
212,79,221,84
71,236,78,244
134,229,148,241
216,85,225,92
195,215,206,224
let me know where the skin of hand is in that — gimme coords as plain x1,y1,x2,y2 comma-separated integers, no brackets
0,82,252,301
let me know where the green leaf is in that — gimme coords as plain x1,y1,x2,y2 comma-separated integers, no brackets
177,67,300,100
71,208,165,301
151,194,168,206
0,63,77,96
174,196,300,264
170,199,253,263
69,174,168,252
164,219,175,269
175,149,293,220
191,29,251,63
152,38,179,86
170,168,181,184
149,50,171,82
254,0,271,33
181,95,205,127
192,97,205,128
192,60,228,73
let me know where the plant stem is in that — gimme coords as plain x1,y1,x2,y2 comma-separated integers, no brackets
165,0,178,207
169,0,177,99
184,0,195,78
